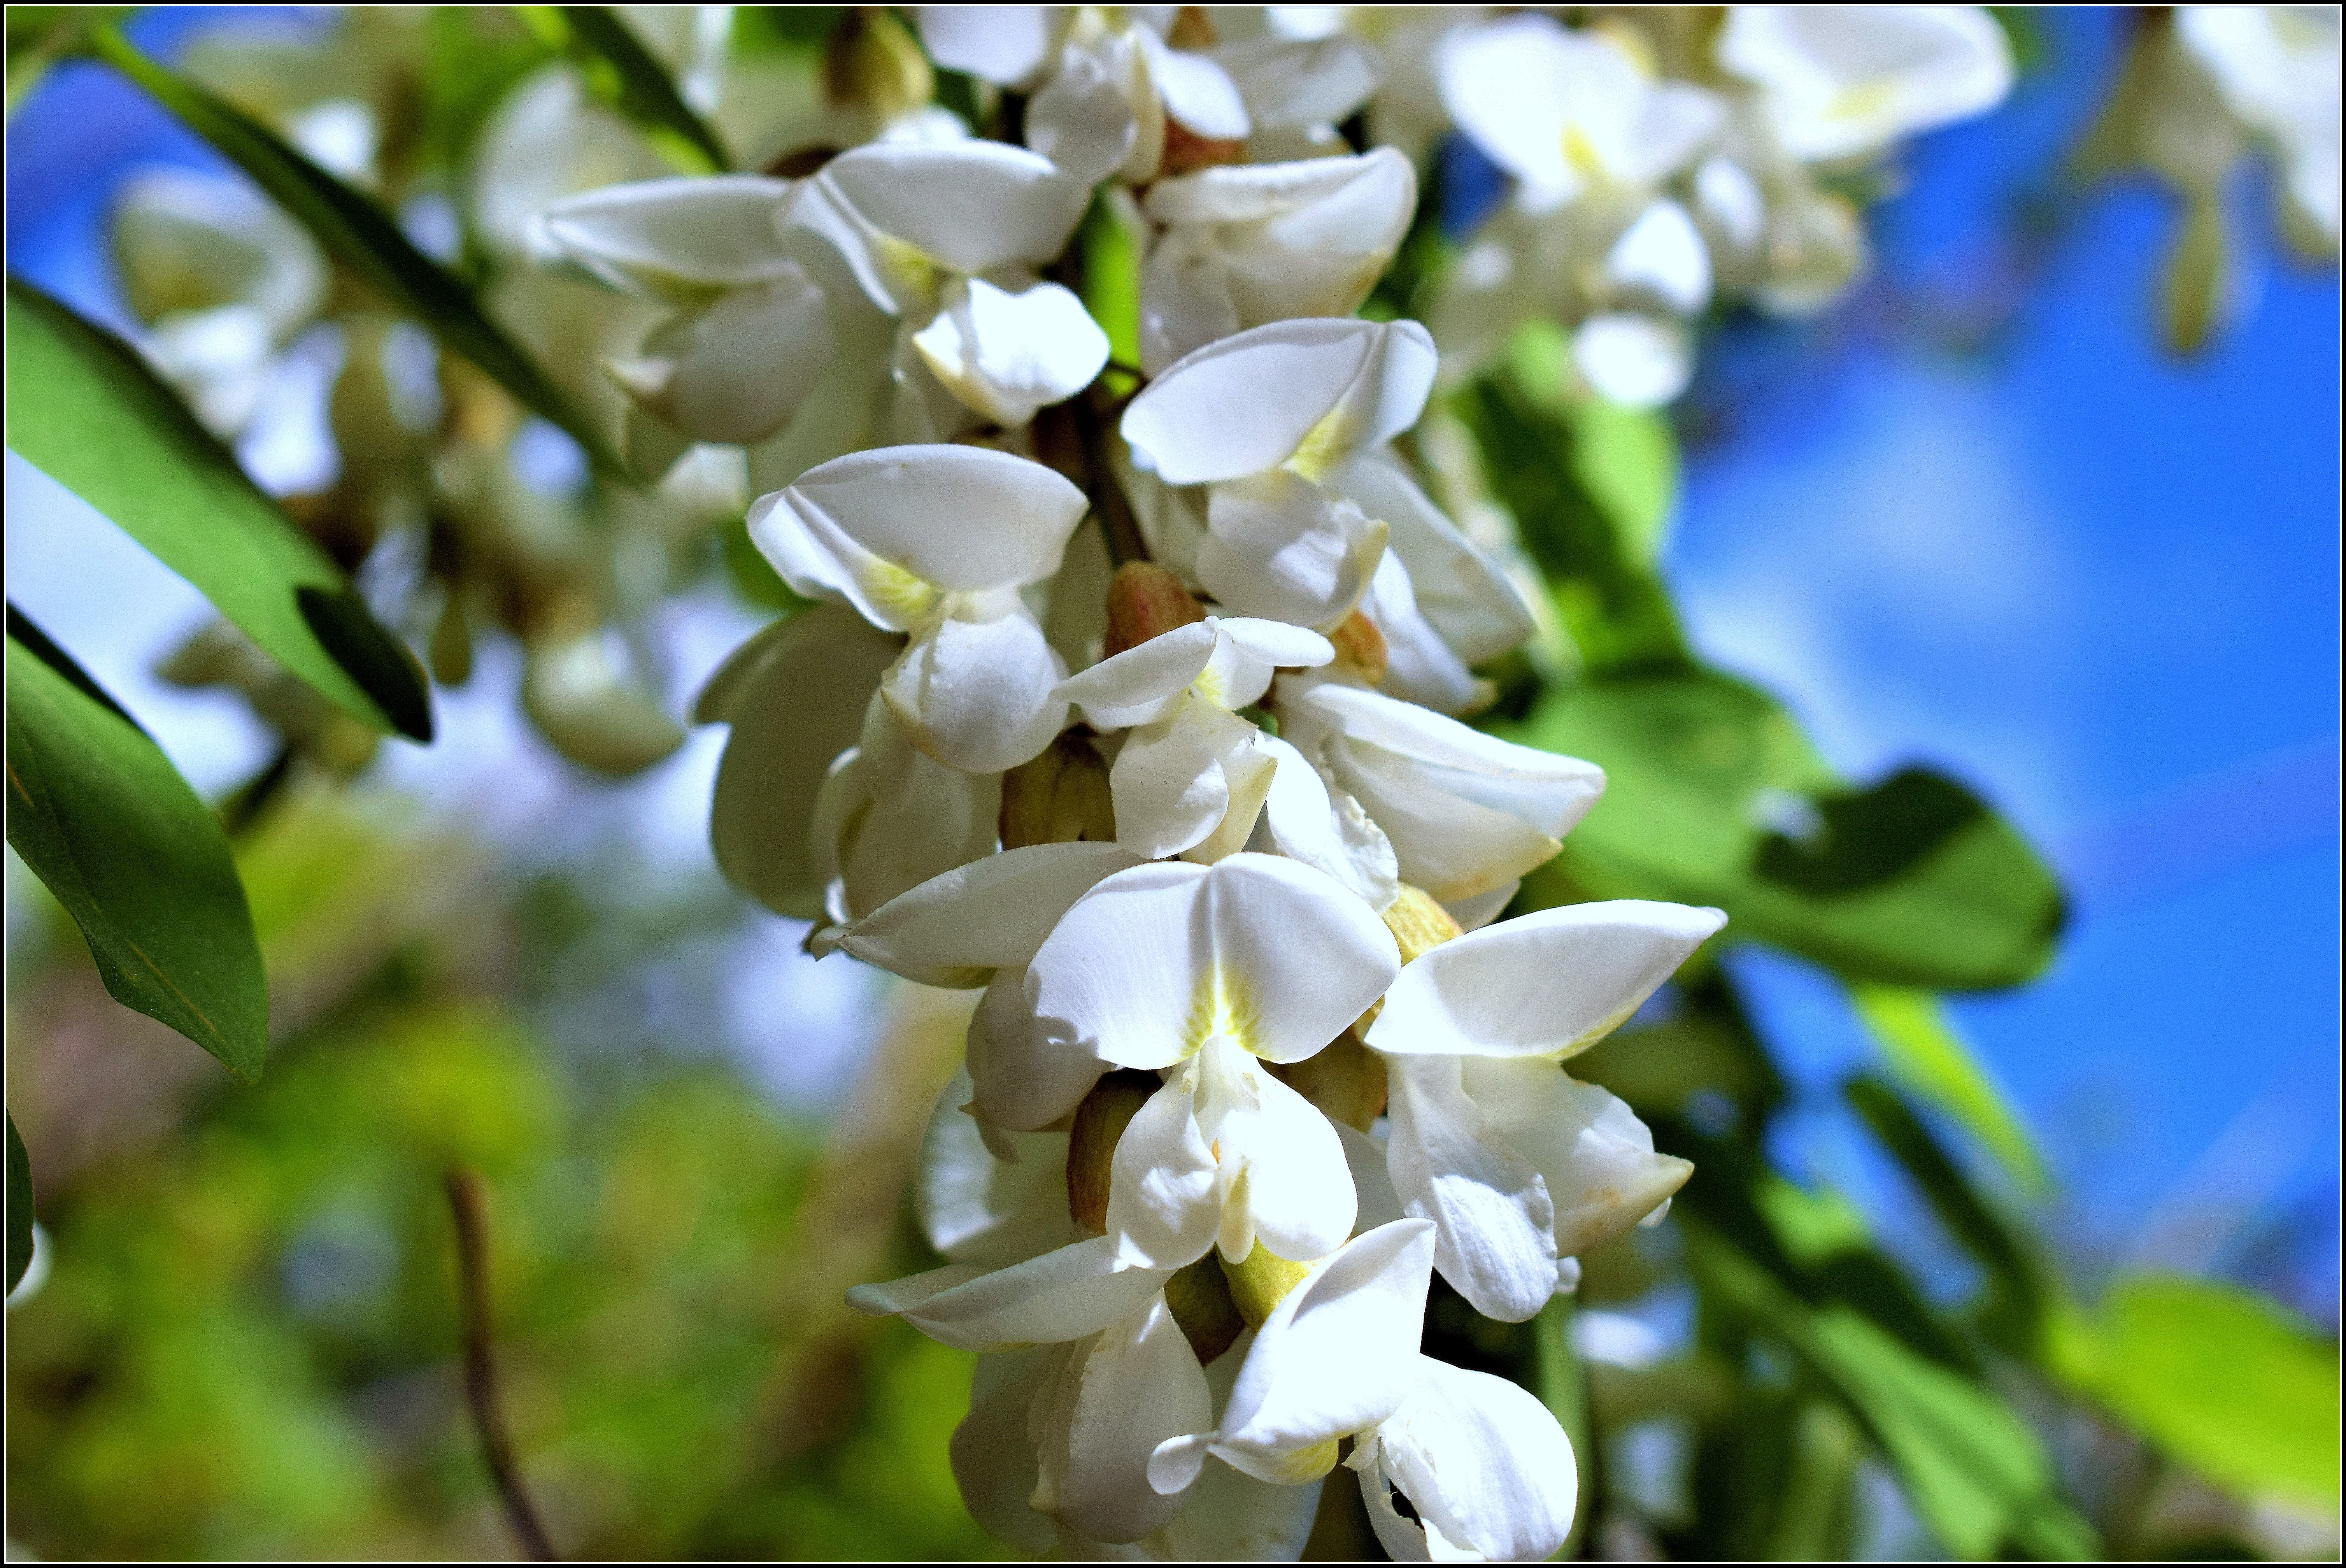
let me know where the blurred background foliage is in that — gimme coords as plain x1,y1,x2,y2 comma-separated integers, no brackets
5,4,2339,1562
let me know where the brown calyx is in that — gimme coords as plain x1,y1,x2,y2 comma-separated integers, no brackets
1101,561,1207,659
1000,730,1117,848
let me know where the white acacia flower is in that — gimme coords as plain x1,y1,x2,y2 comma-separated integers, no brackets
1440,13,1724,212
696,604,903,919
749,444,1089,773
809,692,1005,931
1120,317,1439,628
528,175,836,455
1364,901,1725,1320
835,842,1145,1133
785,140,1106,436
1138,149,1418,374
2177,5,2342,252
111,168,330,437
1349,1357,1579,1562
1027,854,1401,1268
1689,129,1869,319
1716,5,2015,164
1272,673,1605,909
1148,1219,1437,1488
1054,616,1333,860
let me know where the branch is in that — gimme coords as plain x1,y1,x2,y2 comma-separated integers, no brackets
445,1167,559,1563
1068,388,1151,568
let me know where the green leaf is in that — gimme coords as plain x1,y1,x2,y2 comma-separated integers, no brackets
1500,321,1680,564
5,1112,30,1294
1079,193,1143,377
84,25,629,479
1507,670,2067,990
518,6,731,174
1454,372,1689,674
7,280,433,742
1850,991,2048,1192
2048,1275,2341,1511
1690,1223,2094,1560
6,610,268,1081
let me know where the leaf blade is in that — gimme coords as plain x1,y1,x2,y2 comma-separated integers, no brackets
5,279,433,741
525,5,732,174
6,611,269,1080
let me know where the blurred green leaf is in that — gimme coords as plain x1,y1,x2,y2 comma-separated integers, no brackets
1509,671,2066,990
6,1111,31,1293
1501,322,1680,565
5,279,433,741
1692,1223,2095,1560
1845,1074,2047,1351
1529,1294,1597,1559
84,26,629,479
2048,1274,2342,1512
1455,371,1689,673
1850,987,2048,1190
417,8,561,177
517,6,731,174
6,6,126,114
1080,194,1142,376
6,610,268,1081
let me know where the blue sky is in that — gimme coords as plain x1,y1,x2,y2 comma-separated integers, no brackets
7,9,2339,1313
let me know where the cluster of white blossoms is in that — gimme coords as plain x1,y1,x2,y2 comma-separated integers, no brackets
503,6,2090,1558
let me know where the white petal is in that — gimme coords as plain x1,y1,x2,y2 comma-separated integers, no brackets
819,140,1092,279
1329,448,1538,664
1026,30,1149,185
610,268,834,445
885,608,1069,773
1208,1219,1437,1477
754,443,1089,623
1327,734,1564,902
870,1235,1175,1351
1148,1449,1324,1560
918,4,1060,88
952,1348,1060,1553
1109,703,1241,861
1148,36,1250,139
529,174,797,302
1359,549,1489,717
1462,1059,1693,1256
1027,853,1396,1069
971,965,1111,1131
1032,1295,1216,1543
1338,1123,1407,1233
1208,34,1383,130
1257,735,1401,912
1442,883,1518,934
1718,5,2015,162
1106,1070,1224,1269
1120,317,1436,486
918,1068,1075,1266
1219,1051,1358,1263
1381,1054,1558,1322
1436,14,1586,196
1603,199,1712,317
1573,313,1694,409
833,720,1005,921
842,841,1146,987
1210,618,1338,695
1373,1359,1578,1561
1055,621,1221,731
1201,471,1388,629
699,607,900,919
1139,229,1243,375
1296,680,1605,836
911,277,1110,427
1367,901,1727,1059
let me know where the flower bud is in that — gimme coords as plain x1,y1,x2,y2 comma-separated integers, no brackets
1220,1239,1315,1327
1066,1068,1160,1231
999,730,1117,848
1328,609,1388,686
1100,560,1207,659
824,7,933,125
1164,1252,1247,1363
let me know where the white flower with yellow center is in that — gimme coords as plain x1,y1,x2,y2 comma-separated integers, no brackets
749,444,1090,773
1716,5,2015,165
1028,854,1402,1269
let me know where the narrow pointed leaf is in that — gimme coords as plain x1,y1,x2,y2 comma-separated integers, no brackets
84,25,629,478
6,278,433,741
6,610,268,1080
520,5,731,174
1849,989,2047,1192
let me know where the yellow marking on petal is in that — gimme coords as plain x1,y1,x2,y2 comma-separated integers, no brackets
1184,967,1266,1056
1553,995,1648,1061
870,231,945,307
1826,79,1899,125
1562,122,1608,183
856,556,940,624
1190,664,1229,709
1283,405,1359,484
1252,1438,1342,1486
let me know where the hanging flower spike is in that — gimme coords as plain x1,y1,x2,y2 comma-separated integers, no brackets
1120,317,1438,628
1027,854,1401,1270
1716,5,2016,164
749,443,1090,773
1364,899,1727,1321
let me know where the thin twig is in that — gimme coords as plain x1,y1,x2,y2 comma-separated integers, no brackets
445,1167,558,1563
1068,388,1151,568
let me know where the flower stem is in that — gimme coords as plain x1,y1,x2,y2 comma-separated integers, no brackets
445,1167,559,1563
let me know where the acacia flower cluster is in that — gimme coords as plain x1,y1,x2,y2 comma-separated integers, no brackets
503,6,2067,1556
